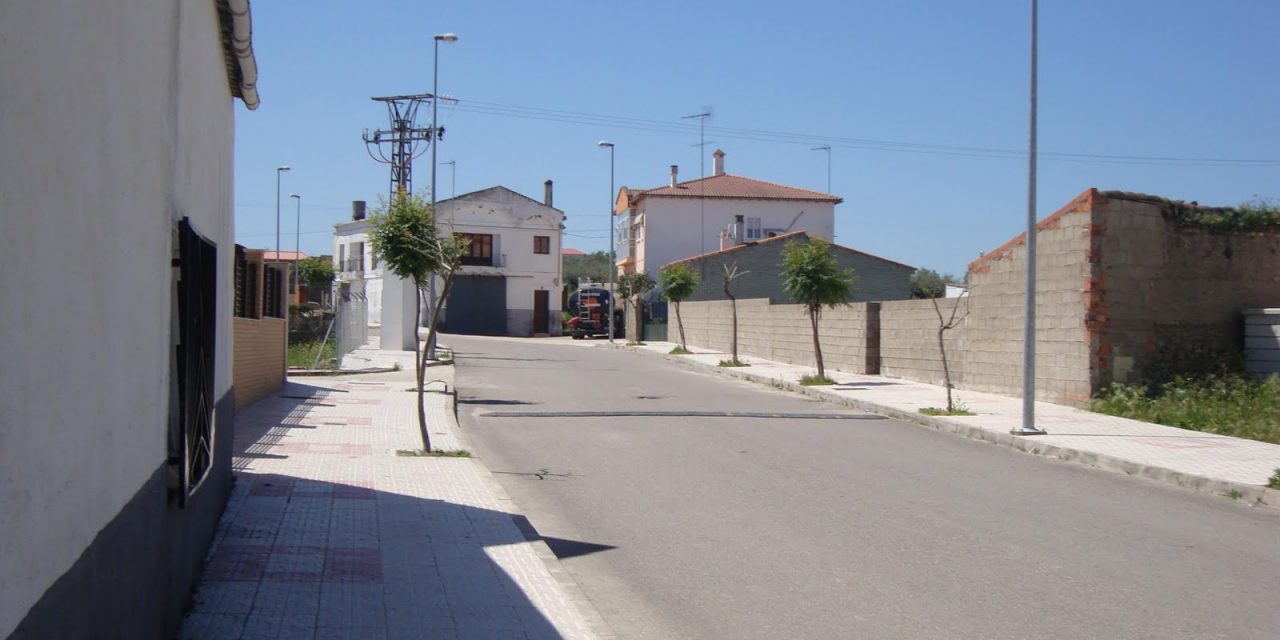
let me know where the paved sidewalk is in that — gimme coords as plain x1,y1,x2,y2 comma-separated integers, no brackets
181,356,602,639
611,340,1280,506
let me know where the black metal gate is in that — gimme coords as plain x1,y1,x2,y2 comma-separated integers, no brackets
445,275,507,335
171,218,217,505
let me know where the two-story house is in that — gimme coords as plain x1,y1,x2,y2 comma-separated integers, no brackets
615,149,841,277
332,201,385,325
435,182,565,336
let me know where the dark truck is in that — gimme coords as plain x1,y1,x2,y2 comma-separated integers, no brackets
566,283,614,340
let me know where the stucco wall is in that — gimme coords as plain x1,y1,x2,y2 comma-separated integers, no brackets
681,299,880,374
1090,194,1280,386
636,197,836,276
0,0,237,636
233,318,286,410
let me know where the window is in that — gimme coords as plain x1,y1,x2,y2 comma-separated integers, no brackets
354,242,365,272
458,233,494,266
745,217,762,241
338,245,345,271
534,235,550,254
173,218,218,504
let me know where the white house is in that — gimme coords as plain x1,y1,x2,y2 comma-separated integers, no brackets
0,1,258,637
435,183,565,336
333,201,385,326
615,149,841,277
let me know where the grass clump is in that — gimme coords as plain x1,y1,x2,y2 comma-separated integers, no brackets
1268,469,1280,490
920,407,977,416
799,374,836,386
719,359,749,367
396,449,471,458
288,340,337,369
669,347,692,355
1091,374,1280,444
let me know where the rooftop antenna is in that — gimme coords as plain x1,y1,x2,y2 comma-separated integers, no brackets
682,108,713,253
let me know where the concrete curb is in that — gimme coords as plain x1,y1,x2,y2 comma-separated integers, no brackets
607,343,1280,511
433,370,618,639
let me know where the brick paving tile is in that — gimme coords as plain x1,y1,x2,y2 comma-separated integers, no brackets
180,355,599,639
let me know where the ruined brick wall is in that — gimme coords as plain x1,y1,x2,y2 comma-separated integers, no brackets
681,299,880,374
1091,193,1280,386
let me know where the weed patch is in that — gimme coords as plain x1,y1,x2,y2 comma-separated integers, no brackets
288,340,336,369
800,375,835,386
1091,375,1280,444
669,347,692,355
395,449,471,458
1268,469,1280,490
919,407,977,416
719,359,749,367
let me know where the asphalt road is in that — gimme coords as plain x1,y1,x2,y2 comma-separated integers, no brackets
450,335,1280,640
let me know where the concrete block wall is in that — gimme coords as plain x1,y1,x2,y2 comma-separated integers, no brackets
233,317,285,410
681,299,879,374
1092,193,1280,386
879,298,968,389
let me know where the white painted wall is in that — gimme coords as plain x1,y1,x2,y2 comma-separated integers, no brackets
333,220,385,326
0,0,236,634
435,187,564,333
633,197,835,275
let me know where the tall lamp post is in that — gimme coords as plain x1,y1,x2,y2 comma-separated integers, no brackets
597,141,615,343
811,145,832,194
427,32,457,360
1013,0,1046,436
275,165,290,361
442,160,456,198
290,193,301,303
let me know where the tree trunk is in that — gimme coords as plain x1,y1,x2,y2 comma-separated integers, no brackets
938,326,953,411
809,305,825,379
729,295,739,363
674,301,686,350
413,266,460,452
412,279,430,452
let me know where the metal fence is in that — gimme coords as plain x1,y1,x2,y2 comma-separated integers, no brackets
334,289,368,368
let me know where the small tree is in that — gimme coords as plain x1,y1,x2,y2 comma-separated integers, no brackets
659,263,699,352
615,272,655,344
911,268,945,299
931,296,969,412
297,256,336,306
368,192,442,451
722,262,748,365
781,238,855,381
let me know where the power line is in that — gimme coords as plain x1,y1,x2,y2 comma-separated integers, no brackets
448,98,1280,167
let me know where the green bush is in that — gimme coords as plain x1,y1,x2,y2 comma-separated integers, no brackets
1091,374,1280,444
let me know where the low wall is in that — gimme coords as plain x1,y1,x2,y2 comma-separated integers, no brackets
233,317,285,410
681,299,879,374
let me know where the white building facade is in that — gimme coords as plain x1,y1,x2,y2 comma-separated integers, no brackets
435,184,565,336
0,1,258,637
616,150,840,277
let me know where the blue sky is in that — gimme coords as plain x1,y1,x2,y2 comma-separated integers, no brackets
234,0,1279,276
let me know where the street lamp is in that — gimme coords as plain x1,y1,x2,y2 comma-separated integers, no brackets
275,165,290,267
811,145,832,194
442,159,456,198
1014,0,1047,436
290,193,301,304
427,32,457,359
597,140,616,343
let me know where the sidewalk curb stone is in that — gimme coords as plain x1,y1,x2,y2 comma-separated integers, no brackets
608,343,1279,511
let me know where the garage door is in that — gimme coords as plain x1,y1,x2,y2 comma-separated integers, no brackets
445,275,507,335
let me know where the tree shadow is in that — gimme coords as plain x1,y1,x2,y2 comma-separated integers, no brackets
185,383,614,639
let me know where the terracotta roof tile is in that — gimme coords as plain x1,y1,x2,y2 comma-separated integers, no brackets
632,174,841,204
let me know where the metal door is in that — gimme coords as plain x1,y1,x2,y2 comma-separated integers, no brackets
446,275,508,335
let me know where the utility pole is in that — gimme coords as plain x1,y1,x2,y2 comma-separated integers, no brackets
1014,0,1047,436
362,94,440,198
683,111,711,254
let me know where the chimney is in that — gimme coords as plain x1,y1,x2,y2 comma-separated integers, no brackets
352,200,366,221
544,179,553,207
712,149,725,176
670,165,679,188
